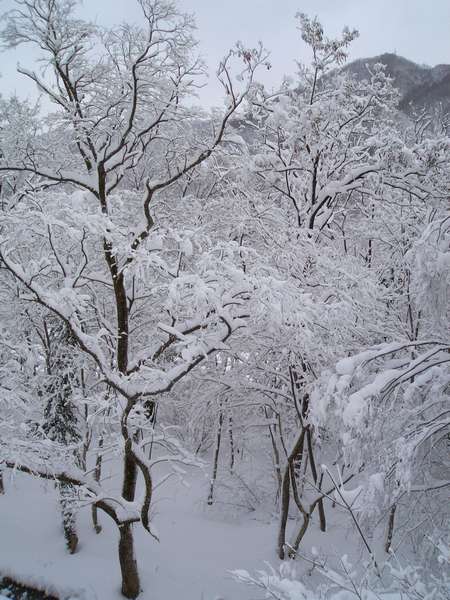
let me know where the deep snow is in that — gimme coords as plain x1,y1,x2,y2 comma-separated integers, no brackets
0,467,281,600
0,463,362,600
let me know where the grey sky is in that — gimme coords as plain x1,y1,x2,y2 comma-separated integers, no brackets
1,0,449,107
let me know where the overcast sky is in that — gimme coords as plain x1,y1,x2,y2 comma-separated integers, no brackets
1,0,449,107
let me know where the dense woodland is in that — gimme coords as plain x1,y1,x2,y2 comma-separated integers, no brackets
0,1,448,599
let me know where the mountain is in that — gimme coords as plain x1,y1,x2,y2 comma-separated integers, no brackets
343,53,450,114
227,53,449,144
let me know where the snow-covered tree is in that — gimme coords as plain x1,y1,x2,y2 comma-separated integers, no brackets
0,5,448,599
0,0,267,596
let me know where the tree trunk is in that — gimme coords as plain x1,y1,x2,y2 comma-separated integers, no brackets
270,426,282,503
317,495,326,532
102,169,149,598
277,465,291,559
278,429,306,559
290,513,310,556
265,408,282,502
118,443,140,598
385,503,397,553
59,482,78,554
207,401,223,505
0,470,4,495
92,435,104,534
228,412,235,473
118,523,140,599
105,228,141,597
306,427,326,532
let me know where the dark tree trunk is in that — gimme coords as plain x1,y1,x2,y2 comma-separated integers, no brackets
277,465,291,559
100,172,141,598
92,435,104,534
118,437,140,597
122,446,138,502
306,427,326,532
119,523,140,599
385,503,397,553
59,482,78,554
290,513,310,556
207,402,224,505
228,412,235,473
277,429,306,559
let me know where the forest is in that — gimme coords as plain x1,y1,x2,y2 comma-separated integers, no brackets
0,1,448,599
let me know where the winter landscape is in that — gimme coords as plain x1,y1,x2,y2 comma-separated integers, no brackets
0,1,449,599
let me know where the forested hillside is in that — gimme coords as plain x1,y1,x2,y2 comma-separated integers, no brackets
344,52,450,112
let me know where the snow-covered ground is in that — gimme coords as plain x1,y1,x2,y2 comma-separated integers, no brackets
0,461,366,600
0,467,282,600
